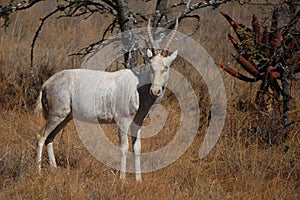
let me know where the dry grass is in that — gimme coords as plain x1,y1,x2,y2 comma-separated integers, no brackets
1,108,300,199
0,1,300,199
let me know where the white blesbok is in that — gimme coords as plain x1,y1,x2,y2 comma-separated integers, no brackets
36,19,178,181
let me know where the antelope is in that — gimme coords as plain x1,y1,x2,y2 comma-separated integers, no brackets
35,19,178,181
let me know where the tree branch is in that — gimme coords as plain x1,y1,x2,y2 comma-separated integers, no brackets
0,0,44,27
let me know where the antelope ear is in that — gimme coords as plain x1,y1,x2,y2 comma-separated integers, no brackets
147,49,153,58
169,50,178,62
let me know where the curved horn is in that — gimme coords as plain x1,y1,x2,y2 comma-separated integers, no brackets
162,18,179,57
147,18,158,56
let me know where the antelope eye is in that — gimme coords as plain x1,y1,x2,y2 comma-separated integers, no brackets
164,66,169,71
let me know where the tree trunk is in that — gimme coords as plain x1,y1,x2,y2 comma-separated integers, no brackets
115,0,138,69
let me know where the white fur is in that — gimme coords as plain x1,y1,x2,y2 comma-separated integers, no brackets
36,52,177,181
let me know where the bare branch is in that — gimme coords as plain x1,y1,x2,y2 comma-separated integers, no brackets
0,0,44,27
70,18,119,57
30,5,66,80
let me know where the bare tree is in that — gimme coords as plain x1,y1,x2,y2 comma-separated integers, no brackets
0,0,236,70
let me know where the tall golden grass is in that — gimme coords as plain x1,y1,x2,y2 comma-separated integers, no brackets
0,1,299,199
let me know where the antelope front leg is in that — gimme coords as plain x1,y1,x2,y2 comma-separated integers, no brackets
118,129,129,180
46,142,57,168
131,123,142,181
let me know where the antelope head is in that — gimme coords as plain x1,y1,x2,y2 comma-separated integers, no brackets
147,18,178,97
